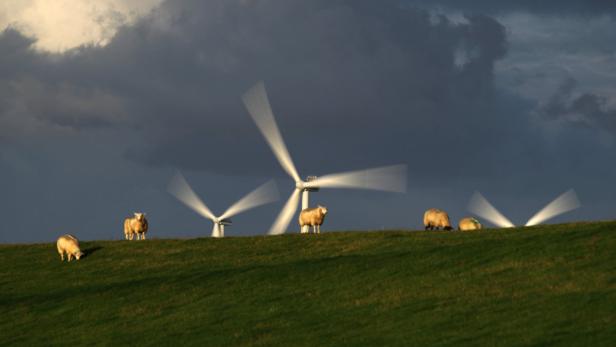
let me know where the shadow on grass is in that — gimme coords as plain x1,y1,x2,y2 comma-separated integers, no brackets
83,246,103,258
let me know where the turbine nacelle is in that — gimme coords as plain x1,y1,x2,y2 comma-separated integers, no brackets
296,176,320,191
215,218,232,226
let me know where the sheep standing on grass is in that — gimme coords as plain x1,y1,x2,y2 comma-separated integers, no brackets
299,205,328,234
458,217,482,231
423,208,453,231
56,234,84,261
124,212,149,240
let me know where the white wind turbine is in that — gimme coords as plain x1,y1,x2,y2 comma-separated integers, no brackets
168,172,279,237
241,81,407,235
468,189,580,228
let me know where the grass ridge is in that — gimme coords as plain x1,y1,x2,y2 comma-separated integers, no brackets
0,222,614,346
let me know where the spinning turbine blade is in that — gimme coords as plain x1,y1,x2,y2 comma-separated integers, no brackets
219,180,280,220
268,188,301,235
525,189,580,226
468,192,515,228
167,172,216,221
308,164,407,193
242,82,301,183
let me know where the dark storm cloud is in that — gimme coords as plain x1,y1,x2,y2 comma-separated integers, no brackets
404,0,616,15
0,0,516,180
0,29,130,147
537,77,616,132
1,0,614,243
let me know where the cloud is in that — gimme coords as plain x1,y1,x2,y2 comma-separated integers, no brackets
403,0,616,16
536,77,616,132
1,0,615,242
0,0,163,52
0,0,516,181
494,13,616,103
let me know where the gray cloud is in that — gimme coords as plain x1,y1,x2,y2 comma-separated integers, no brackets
537,77,616,132
0,0,515,180
404,0,616,15
1,0,614,242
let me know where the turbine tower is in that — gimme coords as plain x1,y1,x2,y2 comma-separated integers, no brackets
242,81,407,235
168,172,279,237
468,189,580,228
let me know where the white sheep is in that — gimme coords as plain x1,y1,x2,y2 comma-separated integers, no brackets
423,208,453,231
298,205,328,234
458,217,482,231
56,234,84,261
124,212,149,240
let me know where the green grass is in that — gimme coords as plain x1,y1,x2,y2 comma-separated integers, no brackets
1,222,615,346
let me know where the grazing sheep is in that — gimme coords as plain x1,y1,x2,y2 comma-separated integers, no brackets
56,234,84,261
124,212,149,240
458,217,482,231
299,205,328,234
423,208,452,231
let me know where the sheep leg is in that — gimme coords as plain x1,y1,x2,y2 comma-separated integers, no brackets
317,225,321,234
60,252,64,261
142,233,146,240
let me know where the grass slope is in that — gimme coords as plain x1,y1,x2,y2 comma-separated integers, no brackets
1,222,615,346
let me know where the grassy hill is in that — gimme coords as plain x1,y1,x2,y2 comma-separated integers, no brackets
1,222,615,346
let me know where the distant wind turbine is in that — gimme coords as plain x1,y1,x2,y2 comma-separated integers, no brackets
168,172,279,237
468,189,580,228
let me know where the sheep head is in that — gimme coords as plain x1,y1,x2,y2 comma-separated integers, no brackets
318,205,328,215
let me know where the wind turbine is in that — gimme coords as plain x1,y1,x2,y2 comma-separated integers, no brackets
167,172,279,237
468,189,580,228
241,81,407,235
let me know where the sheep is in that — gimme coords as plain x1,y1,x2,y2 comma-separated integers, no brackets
423,208,452,231
299,205,328,234
124,212,149,240
458,217,482,231
56,234,84,261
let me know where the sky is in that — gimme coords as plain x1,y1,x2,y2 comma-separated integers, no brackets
1,0,614,243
